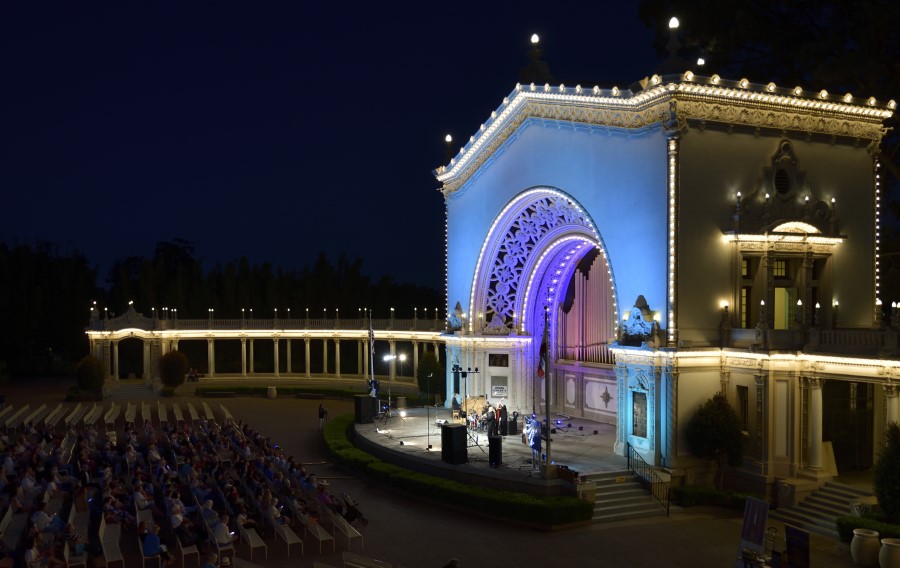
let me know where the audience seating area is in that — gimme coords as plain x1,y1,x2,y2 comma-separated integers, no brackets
0,398,388,568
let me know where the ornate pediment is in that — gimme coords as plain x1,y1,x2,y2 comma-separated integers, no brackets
730,140,839,238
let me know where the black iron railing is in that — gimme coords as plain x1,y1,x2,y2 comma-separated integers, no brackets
626,442,670,516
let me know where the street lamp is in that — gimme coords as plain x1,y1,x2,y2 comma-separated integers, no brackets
426,372,434,450
383,354,399,415
398,353,407,379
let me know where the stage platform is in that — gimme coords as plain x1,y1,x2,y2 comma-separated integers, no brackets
352,406,627,495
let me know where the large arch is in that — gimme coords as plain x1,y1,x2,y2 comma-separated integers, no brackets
469,187,620,336
466,188,621,414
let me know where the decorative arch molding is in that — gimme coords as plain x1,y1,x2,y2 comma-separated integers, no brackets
469,187,619,336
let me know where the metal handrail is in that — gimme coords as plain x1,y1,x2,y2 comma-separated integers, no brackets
626,442,670,516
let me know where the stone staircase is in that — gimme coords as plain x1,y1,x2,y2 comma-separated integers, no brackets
584,470,668,522
769,482,874,538
106,381,159,401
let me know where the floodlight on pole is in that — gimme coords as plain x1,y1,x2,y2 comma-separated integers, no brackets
668,16,680,29
530,33,540,44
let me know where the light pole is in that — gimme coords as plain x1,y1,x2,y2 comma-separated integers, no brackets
398,353,407,379
426,372,433,450
383,354,397,415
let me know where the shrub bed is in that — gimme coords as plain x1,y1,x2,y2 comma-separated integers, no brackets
323,414,593,528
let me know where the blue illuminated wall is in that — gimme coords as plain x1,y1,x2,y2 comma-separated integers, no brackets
446,118,669,326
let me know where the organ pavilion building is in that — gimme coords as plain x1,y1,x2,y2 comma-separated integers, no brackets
437,72,896,497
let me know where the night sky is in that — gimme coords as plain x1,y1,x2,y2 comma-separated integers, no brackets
0,2,658,289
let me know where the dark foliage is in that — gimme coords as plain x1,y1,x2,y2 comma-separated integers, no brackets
415,352,445,404
875,422,900,523
0,238,440,380
75,355,105,392
0,242,97,376
160,351,188,388
685,392,743,488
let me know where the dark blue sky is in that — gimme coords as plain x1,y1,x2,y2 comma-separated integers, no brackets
0,2,659,289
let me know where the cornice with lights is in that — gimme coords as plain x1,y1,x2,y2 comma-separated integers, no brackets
609,345,900,383
435,76,894,196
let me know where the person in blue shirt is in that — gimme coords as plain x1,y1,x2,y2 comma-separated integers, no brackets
142,524,172,566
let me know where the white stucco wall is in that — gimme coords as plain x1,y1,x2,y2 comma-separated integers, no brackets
446,119,669,329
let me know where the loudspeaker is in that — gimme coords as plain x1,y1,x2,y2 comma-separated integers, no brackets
507,417,518,436
488,435,502,468
354,395,376,424
441,424,467,464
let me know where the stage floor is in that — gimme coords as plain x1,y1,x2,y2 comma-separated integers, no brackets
353,406,628,478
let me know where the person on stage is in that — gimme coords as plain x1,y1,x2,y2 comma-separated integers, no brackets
497,400,508,436
484,404,496,437
525,416,542,469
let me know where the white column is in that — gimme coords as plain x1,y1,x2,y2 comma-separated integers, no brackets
433,341,440,362
304,338,311,378
809,378,823,470
358,341,363,376
112,340,119,381
886,385,900,426
241,338,247,377
362,339,369,377
413,341,419,379
323,339,328,375
389,340,396,382
273,338,280,377
335,339,341,379
286,339,292,374
249,339,255,375
207,339,216,377
143,341,150,380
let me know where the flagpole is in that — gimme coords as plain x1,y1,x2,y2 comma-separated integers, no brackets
543,306,552,477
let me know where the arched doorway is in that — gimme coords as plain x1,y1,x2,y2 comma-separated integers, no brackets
469,188,620,415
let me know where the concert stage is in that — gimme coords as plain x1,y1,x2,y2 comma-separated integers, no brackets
352,406,627,495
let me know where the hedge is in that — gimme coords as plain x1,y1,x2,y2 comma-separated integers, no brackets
323,414,594,527
836,515,900,543
672,485,761,509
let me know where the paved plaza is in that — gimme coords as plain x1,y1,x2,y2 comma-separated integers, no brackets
3,378,862,568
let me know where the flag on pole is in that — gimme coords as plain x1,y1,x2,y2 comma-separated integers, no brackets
537,310,549,378
368,311,376,354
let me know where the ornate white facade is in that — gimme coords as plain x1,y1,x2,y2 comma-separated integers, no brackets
437,73,896,496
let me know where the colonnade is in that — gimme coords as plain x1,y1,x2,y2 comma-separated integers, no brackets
802,377,899,473
90,335,443,381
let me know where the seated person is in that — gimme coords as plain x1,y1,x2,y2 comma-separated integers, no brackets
201,499,219,525
266,497,290,526
316,481,345,515
142,523,173,566
235,505,258,533
24,536,65,568
171,504,195,547
213,513,237,548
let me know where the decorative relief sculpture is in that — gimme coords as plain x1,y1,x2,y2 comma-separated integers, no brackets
480,194,593,331
619,295,661,347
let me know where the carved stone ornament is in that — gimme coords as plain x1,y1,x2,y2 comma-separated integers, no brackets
631,369,651,391
731,140,839,238
477,192,593,330
448,301,464,331
601,386,612,408
482,314,513,336
621,295,657,347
